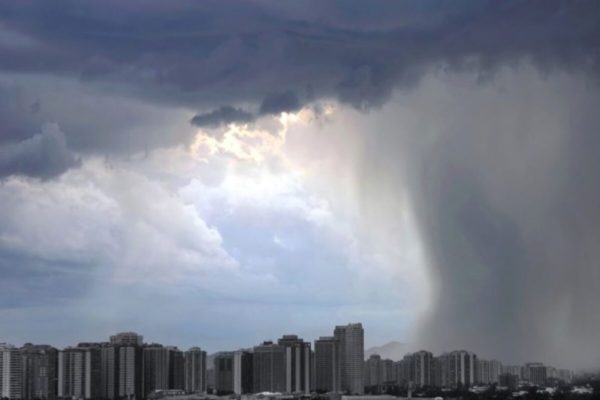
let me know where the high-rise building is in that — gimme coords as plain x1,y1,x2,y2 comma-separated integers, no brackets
118,346,142,398
431,356,444,388
232,351,253,395
110,333,143,347
184,348,207,393
169,348,185,391
213,352,234,394
529,364,547,386
363,354,393,391
380,359,394,384
143,345,171,396
395,354,412,387
364,354,381,388
57,346,101,400
411,351,433,388
443,350,477,388
277,335,311,394
21,344,58,400
252,341,286,393
477,359,502,385
1,344,23,399
334,323,364,394
314,337,339,393
100,345,119,400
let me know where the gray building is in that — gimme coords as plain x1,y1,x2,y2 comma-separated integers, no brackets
277,335,311,394
213,352,234,394
57,346,101,400
100,345,119,400
21,344,58,400
1,344,23,399
477,359,502,385
184,347,206,393
410,351,433,388
529,364,547,386
334,323,364,394
169,348,184,391
110,333,143,347
143,345,171,396
118,345,142,398
253,341,286,393
314,336,340,393
394,354,412,387
233,351,253,395
364,354,381,388
442,350,477,388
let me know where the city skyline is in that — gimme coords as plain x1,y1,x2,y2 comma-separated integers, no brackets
0,329,574,376
1,326,578,400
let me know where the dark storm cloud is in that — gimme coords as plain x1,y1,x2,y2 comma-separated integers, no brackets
191,91,302,131
0,0,598,170
0,124,79,179
259,91,302,115
0,0,598,115
191,106,253,128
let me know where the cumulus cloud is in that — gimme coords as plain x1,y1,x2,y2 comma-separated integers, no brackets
0,159,236,292
0,123,79,179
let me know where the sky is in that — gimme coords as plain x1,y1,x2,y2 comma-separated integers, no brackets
1,1,600,370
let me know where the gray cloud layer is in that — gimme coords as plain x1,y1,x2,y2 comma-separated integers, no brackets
0,124,79,179
1,1,598,113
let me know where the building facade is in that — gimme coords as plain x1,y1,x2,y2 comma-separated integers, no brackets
58,346,101,400
252,342,286,393
411,351,433,388
277,335,311,394
435,350,477,388
184,347,206,393
213,352,234,394
143,345,171,396
118,346,142,399
314,337,339,393
334,323,364,394
1,344,23,399
232,351,253,395
109,333,143,347
477,359,502,385
21,344,58,400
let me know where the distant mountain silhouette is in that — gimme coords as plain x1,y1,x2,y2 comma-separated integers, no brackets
365,341,412,361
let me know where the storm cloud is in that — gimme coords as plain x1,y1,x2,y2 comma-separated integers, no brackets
191,106,254,128
0,123,79,179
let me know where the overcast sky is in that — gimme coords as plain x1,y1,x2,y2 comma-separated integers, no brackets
1,1,600,370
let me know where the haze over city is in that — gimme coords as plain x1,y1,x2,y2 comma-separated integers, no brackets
1,0,600,375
